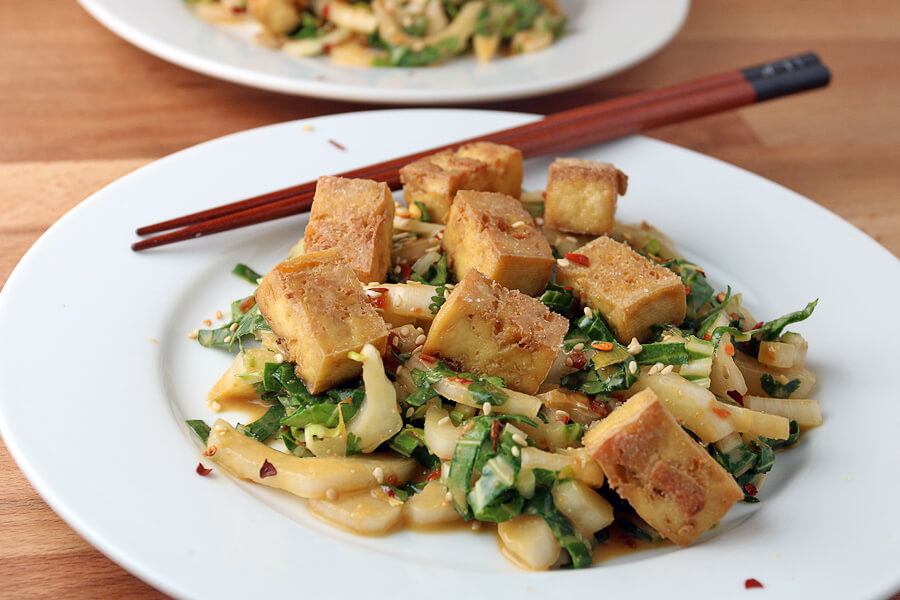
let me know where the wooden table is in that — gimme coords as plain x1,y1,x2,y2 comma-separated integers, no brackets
1,1,897,598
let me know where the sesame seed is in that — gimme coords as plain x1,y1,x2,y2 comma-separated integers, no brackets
426,246,440,253
325,488,337,501
565,235,577,243
408,204,423,220
628,361,638,375
393,265,402,274
303,123,314,132
373,466,385,484
445,491,453,502
187,330,199,340
274,353,284,364
648,362,665,375
564,357,573,368
511,446,520,457
223,336,232,343
438,416,451,426
203,319,212,327
214,310,224,320
626,338,643,355
414,344,424,352
365,288,384,298
482,402,492,416
511,220,525,228
415,334,427,345
557,258,571,267
210,400,222,411
583,307,593,318
400,325,412,336
406,407,415,418
367,281,381,286
471,521,482,531
229,322,238,332
535,217,545,225
661,364,675,375
573,342,585,351
512,433,527,446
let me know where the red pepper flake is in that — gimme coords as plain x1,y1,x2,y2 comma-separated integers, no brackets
703,333,712,341
328,138,346,151
368,293,387,309
559,414,571,425
564,253,590,266
563,286,573,291
754,321,764,330
426,471,441,482
323,44,334,53
449,376,473,385
202,445,217,457
727,390,745,406
592,342,614,352
383,486,397,498
729,312,742,322
744,578,764,589
231,5,247,13
724,343,735,357
743,483,759,497
491,419,501,452
196,462,212,476
399,264,412,281
590,399,610,417
716,292,727,303
713,407,731,419
684,285,692,296
569,351,587,370
386,474,399,486
259,459,277,478
368,287,388,293
322,4,330,18
419,354,437,364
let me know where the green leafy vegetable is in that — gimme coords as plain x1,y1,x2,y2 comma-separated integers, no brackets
186,419,211,444
523,487,592,568
231,263,263,285
760,374,801,399
238,404,286,442
539,283,574,316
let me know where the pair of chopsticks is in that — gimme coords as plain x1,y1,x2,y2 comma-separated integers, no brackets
133,53,830,251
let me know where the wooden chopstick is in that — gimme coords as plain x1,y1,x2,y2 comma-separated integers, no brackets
133,53,828,251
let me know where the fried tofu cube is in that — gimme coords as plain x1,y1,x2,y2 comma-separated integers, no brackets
544,158,628,236
399,143,523,224
301,176,394,283
400,151,491,224
556,236,685,343
255,249,388,394
443,190,554,296
584,389,743,546
422,269,567,394
455,142,523,198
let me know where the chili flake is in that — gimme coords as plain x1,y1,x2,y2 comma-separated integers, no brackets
713,407,731,419
569,351,587,370
196,463,212,476
684,285,692,296
259,459,277,478
564,253,590,266
743,483,759,497
744,578,764,589
727,390,745,406
592,342,614,352
724,343,735,356
426,471,441,482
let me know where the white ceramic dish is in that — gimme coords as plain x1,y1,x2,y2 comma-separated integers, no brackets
76,0,689,104
1,109,899,600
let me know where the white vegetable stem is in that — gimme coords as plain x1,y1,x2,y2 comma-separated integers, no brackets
348,344,404,453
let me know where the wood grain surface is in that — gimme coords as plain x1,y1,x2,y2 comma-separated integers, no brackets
1,1,897,598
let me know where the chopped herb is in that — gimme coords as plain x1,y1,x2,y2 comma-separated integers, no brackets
186,419,211,444
231,263,263,285
760,374,801,399
539,283,574,316
238,404,286,442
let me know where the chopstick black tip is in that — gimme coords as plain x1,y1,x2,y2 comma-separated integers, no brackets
742,53,830,102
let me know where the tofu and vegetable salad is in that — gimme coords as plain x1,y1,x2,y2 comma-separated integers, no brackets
187,0,566,67
186,142,821,570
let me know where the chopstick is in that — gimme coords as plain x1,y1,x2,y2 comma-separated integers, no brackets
133,53,829,251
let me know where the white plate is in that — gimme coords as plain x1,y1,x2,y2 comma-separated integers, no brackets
1,109,898,600
76,0,689,104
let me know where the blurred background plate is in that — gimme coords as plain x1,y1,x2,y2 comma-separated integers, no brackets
76,0,689,104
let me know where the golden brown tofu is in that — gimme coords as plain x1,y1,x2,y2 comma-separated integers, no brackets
443,190,554,296
399,151,491,224
399,143,523,224
302,176,394,283
422,269,567,394
255,249,389,394
556,236,685,343
544,158,628,236
584,389,743,546
456,142,523,198
248,0,302,35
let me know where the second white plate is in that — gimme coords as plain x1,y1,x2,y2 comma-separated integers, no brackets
77,0,689,104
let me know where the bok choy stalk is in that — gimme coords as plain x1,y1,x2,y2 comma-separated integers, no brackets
346,344,404,453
